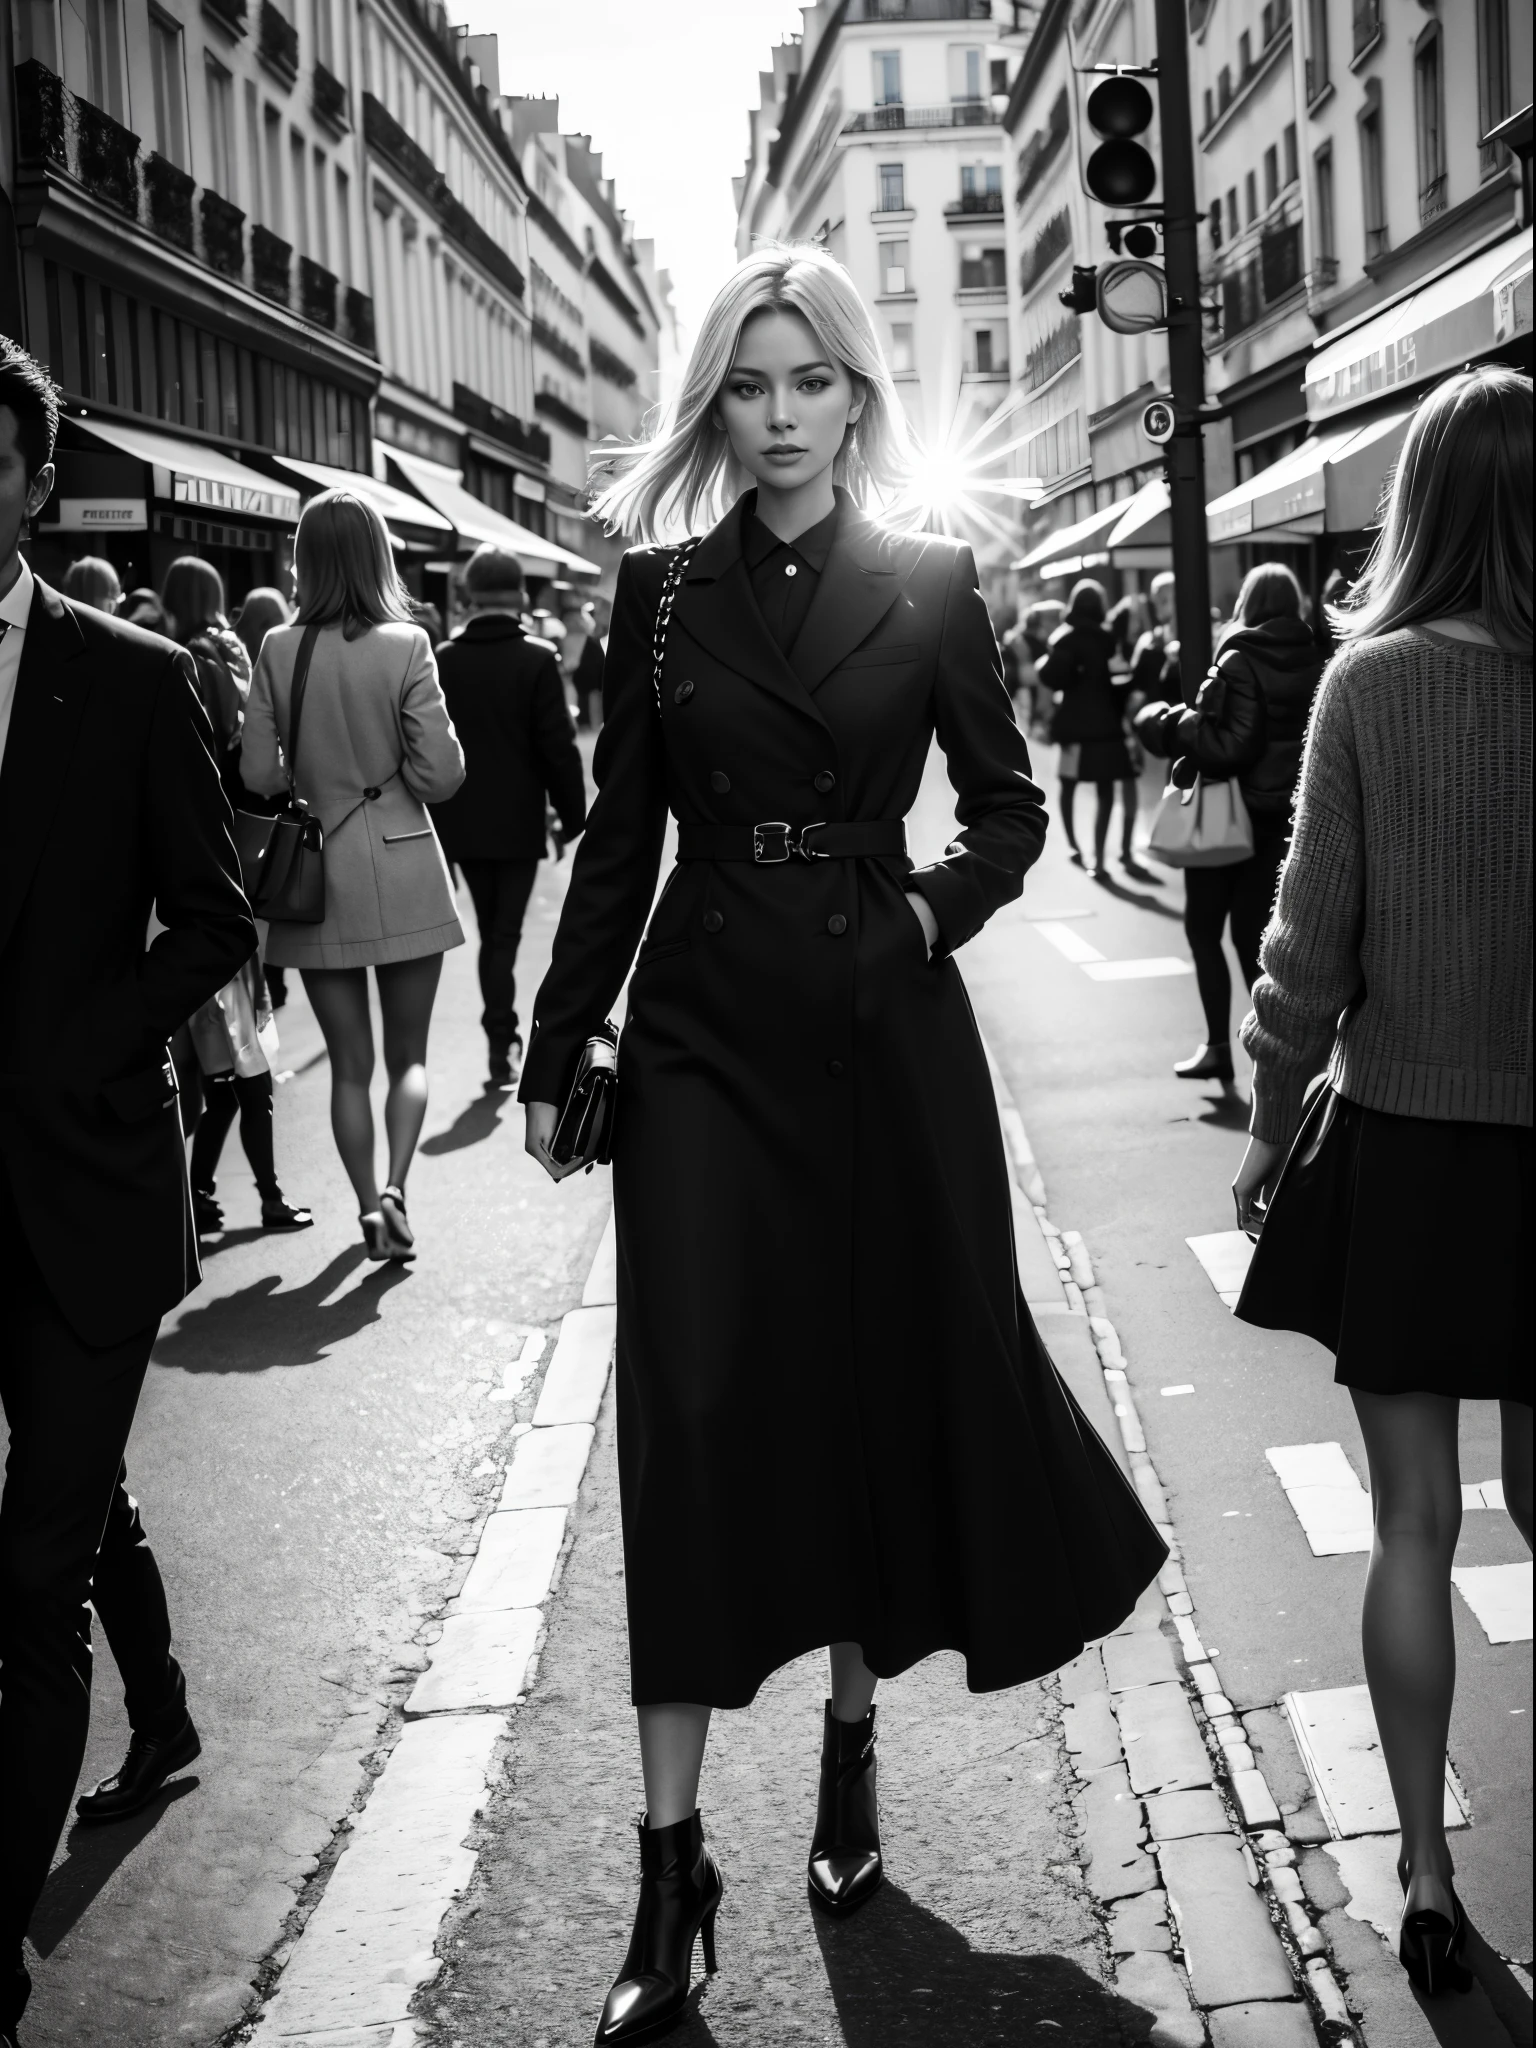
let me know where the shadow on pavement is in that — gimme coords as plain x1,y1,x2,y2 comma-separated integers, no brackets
805,1884,1157,2047
152,1248,412,1373
1196,1089,1252,1131
1452,1923,1535,2048
420,1082,516,1157
1090,871,1185,921
30,1778,200,1958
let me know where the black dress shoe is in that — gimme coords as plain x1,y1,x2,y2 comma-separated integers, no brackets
75,1713,201,1825
594,1810,722,2045
1174,1041,1235,1083
807,1700,883,1916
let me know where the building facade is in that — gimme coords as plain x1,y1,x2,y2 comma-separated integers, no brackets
7,0,378,598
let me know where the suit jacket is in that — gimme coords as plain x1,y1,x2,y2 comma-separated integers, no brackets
428,615,587,862
0,577,256,1345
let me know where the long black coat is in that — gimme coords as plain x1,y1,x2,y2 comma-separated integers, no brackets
0,580,255,1344
522,492,1165,1707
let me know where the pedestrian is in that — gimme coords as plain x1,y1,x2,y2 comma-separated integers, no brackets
429,543,587,1087
233,583,291,670
572,595,609,730
1017,598,1064,735
119,585,167,634
0,337,255,2048
242,489,465,1262
186,955,312,1234
60,554,120,613
1039,577,1144,878
161,555,251,811
1129,571,1177,706
1232,366,1532,1996
1135,562,1324,1082
1105,592,1143,670
521,243,1166,2047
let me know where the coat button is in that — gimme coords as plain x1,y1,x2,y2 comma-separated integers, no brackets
710,770,730,794
703,909,724,934
827,914,847,935
826,1058,844,1077
364,786,381,799
674,680,695,704
813,769,836,794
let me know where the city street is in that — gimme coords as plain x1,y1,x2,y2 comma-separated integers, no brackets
8,744,1531,2048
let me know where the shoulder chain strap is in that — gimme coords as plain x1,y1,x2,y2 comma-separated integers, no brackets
651,537,701,715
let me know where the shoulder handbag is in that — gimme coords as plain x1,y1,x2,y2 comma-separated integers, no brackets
551,542,700,1171
232,624,327,922
1146,771,1254,868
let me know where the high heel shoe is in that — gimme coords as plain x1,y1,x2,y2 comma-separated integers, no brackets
594,1810,722,2045
1174,1041,1235,1083
807,1700,883,1917
379,1184,416,1260
1399,1890,1473,1996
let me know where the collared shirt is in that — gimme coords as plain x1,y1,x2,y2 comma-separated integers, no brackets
743,500,839,658
0,555,36,776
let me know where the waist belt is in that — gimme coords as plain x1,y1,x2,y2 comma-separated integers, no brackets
676,820,907,865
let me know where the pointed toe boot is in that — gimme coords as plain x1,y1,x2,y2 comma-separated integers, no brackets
807,1700,883,1917
594,1809,722,2046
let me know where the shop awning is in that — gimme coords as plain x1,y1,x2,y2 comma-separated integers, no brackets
270,455,454,544
1492,239,1533,344
75,417,301,524
1205,407,1414,543
1012,496,1128,572
389,452,600,576
1304,227,1533,422
1106,478,1170,548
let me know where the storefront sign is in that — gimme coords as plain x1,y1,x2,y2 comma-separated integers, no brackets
51,496,147,531
169,471,294,523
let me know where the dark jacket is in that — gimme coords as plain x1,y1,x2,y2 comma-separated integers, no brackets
1136,616,1323,823
1129,623,1175,703
428,614,587,861
520,489,1164,1709
1039,622,1125,743
0,579,256,1343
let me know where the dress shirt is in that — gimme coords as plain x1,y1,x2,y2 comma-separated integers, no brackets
743,501,839,657
0,554,36,776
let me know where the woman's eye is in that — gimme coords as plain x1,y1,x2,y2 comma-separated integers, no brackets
800,379,829,393
730,382,762,399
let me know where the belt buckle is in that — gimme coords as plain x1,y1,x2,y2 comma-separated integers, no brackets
795,821,829,860
752,821,792,864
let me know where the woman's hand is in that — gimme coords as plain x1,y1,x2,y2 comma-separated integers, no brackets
525,1101,586,1182
904,890,940,959
1232,1136,1286,1237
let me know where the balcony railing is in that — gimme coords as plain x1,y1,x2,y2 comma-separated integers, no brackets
1419,172,1448,224
299,256,338,329
74,94,140,217
590,337,638,391
454,381,552,462
534,389,589,437
1352,0,1381,60
143,152,195,251
201,0,248,36
362,93,525,302
844,100,995,133
847,0,991,18
945,191,1003,216
312,61,348,132
259,0,299,87
1259,219,1303,302
344,286,376,353
532,315,585,376
251,224,292,304
200,189,245,277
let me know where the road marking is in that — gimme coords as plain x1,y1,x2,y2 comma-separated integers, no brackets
1266,1442,1373,1556
1283,1685,1469,1837
1023,906,1097,920
1187,1230,1253,1308
1160,1384,1195,1397
1450,1562,1533,1643
1034,920,1106,963
1082,957,1195,981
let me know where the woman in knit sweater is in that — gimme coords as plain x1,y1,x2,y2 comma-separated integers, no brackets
1232,366,1531,1995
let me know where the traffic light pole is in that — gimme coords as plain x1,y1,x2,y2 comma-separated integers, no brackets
1153,0,1212,703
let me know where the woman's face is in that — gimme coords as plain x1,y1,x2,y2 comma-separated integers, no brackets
713,308,863,496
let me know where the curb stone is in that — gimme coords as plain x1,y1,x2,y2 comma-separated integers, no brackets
980,1039,1363,2048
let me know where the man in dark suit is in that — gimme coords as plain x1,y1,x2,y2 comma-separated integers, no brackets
0,339,255,2044
431,544,586,1087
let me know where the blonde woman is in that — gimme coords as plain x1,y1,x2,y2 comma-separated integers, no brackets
1234,367,1532,1995
520,244,1166,2044
243,491,465,1260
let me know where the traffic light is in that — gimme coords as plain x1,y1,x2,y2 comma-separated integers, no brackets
1058,264,1099,315
1078,69,1161,211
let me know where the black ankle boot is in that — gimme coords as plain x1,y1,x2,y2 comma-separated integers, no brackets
594,1810,722,2045
807,1700,883,1916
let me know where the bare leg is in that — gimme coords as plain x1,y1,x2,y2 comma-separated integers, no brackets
828,1642,878,1722
1092,780,1115,871
300,967,378,1214
1501,1399,1534,1548
375,954,444,1191
1059,779,1080,859
1350,1389,1462,1920
1118,777,1139,860
637,1704,712,1829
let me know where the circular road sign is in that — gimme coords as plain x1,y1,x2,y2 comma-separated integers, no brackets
1142,397,1177,444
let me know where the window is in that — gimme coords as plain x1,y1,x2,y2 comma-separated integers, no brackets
1226,186,1239,236
1313,144,1336,265
1218,65,1233,109
1203,88,1214,132
290,130,308,254
1305,0,1330,100
335,165,352,285
244,80,261,215
873,51,901,107
973,326,1003,374
961,163,1001,199
1211,194,1224,248
1477,0,1511,175
204,58,235,198
961,48,982,102
1263,145,1279,208
960,245,1005,290
1283,122,1298,186
83,0,125,121
149,10,187,169
1238,31,1252,76
313,0,335,73
989,58,1008,96
878,162,906,212
263,105,284,235
312,146,330,267
1359,95,1387,259
1244,170,1258,224
1414,27,1446,219
887,322,915,374
880,239,910,294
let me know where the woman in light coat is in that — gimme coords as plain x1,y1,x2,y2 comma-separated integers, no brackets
243,490,465,1260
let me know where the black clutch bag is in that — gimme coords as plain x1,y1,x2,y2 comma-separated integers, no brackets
550,1023,619,1170
233,623,326,924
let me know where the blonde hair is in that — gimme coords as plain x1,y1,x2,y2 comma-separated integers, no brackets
1330,367,1532,653
589,243,915,542
294,489,415,640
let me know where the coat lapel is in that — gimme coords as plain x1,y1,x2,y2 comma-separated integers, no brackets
675,498,828,730
0,578,90,960
790,494,917,693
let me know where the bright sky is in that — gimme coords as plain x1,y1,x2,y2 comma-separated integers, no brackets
480,0,807,347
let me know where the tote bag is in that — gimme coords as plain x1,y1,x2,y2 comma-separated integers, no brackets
1146,773,1255,868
